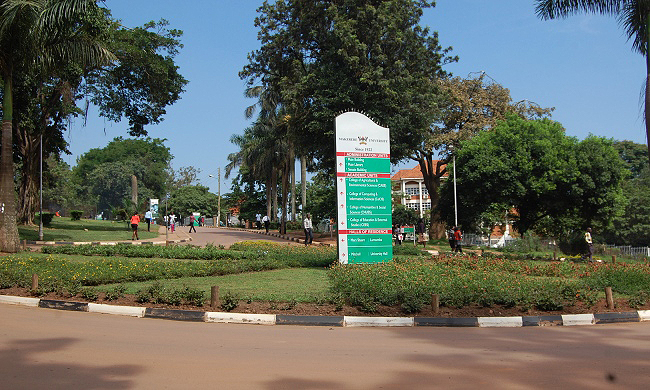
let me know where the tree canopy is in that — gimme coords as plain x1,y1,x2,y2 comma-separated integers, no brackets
439,114,626,236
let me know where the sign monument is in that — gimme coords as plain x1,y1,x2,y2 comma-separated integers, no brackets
335,112,392,264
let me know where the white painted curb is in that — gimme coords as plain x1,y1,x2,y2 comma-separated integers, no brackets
344,316,414,327
562,314,595,326
87,303,145,317
0,295,40,307
638,310,650,321
205,312,276,325
478,316,523,328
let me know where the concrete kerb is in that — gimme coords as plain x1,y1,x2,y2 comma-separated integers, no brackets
3,296,649,328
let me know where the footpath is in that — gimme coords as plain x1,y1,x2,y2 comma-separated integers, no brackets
24,225,192,248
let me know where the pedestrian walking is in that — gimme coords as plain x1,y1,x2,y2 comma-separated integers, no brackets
169,213,176,233
584,227,594,262
416,218,427,248
448,228,456,251
262,214,270,233
453,226,463,253
130,211,140,240
256,213,262,229
145,209,152,232
189,214,196,233
303,213,313,245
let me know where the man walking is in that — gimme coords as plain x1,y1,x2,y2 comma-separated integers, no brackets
453,226,463,253
189,214,196,233
145,209,152,232
303,213,313,245
262,214,270,233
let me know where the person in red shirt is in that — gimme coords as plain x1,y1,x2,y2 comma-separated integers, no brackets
453,226,463,253
130,212,141,240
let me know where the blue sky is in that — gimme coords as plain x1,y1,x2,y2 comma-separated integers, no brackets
66,1,648,194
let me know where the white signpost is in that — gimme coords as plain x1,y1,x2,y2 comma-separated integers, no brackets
335,112,392,264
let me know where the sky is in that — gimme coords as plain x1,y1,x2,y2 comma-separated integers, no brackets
65,0,648,195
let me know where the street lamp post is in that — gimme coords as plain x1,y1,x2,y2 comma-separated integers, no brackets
39,133,43,241
209,170,221,227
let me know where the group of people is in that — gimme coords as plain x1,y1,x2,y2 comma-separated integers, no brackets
447,226,464,253
392,219,429,248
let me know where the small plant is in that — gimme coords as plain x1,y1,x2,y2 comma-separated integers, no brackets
220,291,239,312
80,287,99,301
628,291,650,309
135,289,150,303
282,299,298,310
182,287,206,307
105,284,126,301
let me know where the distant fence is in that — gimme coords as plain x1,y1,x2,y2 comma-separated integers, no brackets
604,245,650,258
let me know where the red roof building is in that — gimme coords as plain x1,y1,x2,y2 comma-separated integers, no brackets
391,162,447,218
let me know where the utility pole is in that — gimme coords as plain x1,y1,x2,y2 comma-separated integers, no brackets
218,167,221,227
39,133,43,241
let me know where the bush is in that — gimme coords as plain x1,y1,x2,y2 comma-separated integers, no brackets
70,210,83,221
38,212,55,227
220,291,239,312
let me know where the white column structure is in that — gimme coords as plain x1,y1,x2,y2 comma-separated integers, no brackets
418,181,423,218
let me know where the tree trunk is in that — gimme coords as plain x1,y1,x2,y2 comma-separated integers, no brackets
416,153,447,239
0,76,20,252
265,178,272,220
18,128,39,225
301,155,307,218
646,14,650,169
280,159,290,235
290,148,296,221
271,169,278,222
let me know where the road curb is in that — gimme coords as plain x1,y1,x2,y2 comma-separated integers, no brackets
3,296,649,328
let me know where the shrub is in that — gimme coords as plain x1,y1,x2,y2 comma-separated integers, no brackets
105,284,126,301
80,287,99,301
70,210,83,221
38,212,55,227
220,291,238,312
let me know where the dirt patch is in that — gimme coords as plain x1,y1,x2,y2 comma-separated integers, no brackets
2,286,648,317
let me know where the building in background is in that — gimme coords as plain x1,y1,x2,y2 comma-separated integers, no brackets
390,163,446,218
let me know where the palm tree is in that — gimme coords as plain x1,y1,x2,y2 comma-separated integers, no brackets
0,0,114,252
535,0,650,166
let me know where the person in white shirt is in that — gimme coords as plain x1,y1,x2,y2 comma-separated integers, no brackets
144,209,153,232
303,213,313,245
262,215,270,233
585,227,594,262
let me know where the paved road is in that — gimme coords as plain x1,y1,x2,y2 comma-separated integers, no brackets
179,226,303,248
2,304,650,389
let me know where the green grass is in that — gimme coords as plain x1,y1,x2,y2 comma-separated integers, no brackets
98,268,330,302
19,218,158,242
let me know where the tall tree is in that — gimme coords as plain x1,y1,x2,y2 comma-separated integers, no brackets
535,0,650,167
412,72,552,238
0,0,114,252
439,114,626,236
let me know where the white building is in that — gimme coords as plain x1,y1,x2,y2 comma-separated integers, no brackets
391,163,446,218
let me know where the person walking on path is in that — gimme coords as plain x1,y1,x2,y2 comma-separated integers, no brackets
303,213,313,245
585,227,594,262
189,214,196,233
262,215,270,233
145,209,152,232
256,213,262,229
453,226,463,253
130,211,140,240
416,218,427,248
448,227,456,251
169,213,176,233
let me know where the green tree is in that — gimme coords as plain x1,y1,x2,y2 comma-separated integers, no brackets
168,185,218,218
535,0,650,167
241,0,455,173
0,0,114,252
439,115,626,236
72,137,172,216
392,204,418,227
304,173,335,223
614,140,649,178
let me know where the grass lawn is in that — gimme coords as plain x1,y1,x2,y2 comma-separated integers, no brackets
98,268,331,302
19,218,159,242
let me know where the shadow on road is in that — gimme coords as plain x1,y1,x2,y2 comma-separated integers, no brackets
0,337,143,389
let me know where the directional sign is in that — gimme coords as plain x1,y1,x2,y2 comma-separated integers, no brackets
335,112,392,264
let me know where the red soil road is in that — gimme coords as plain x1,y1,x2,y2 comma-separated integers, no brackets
2,304,650,389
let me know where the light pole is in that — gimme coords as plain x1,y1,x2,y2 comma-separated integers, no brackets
38,133,43,241
209,169,221,227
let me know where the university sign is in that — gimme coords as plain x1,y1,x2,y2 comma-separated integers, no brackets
335,112,392,264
